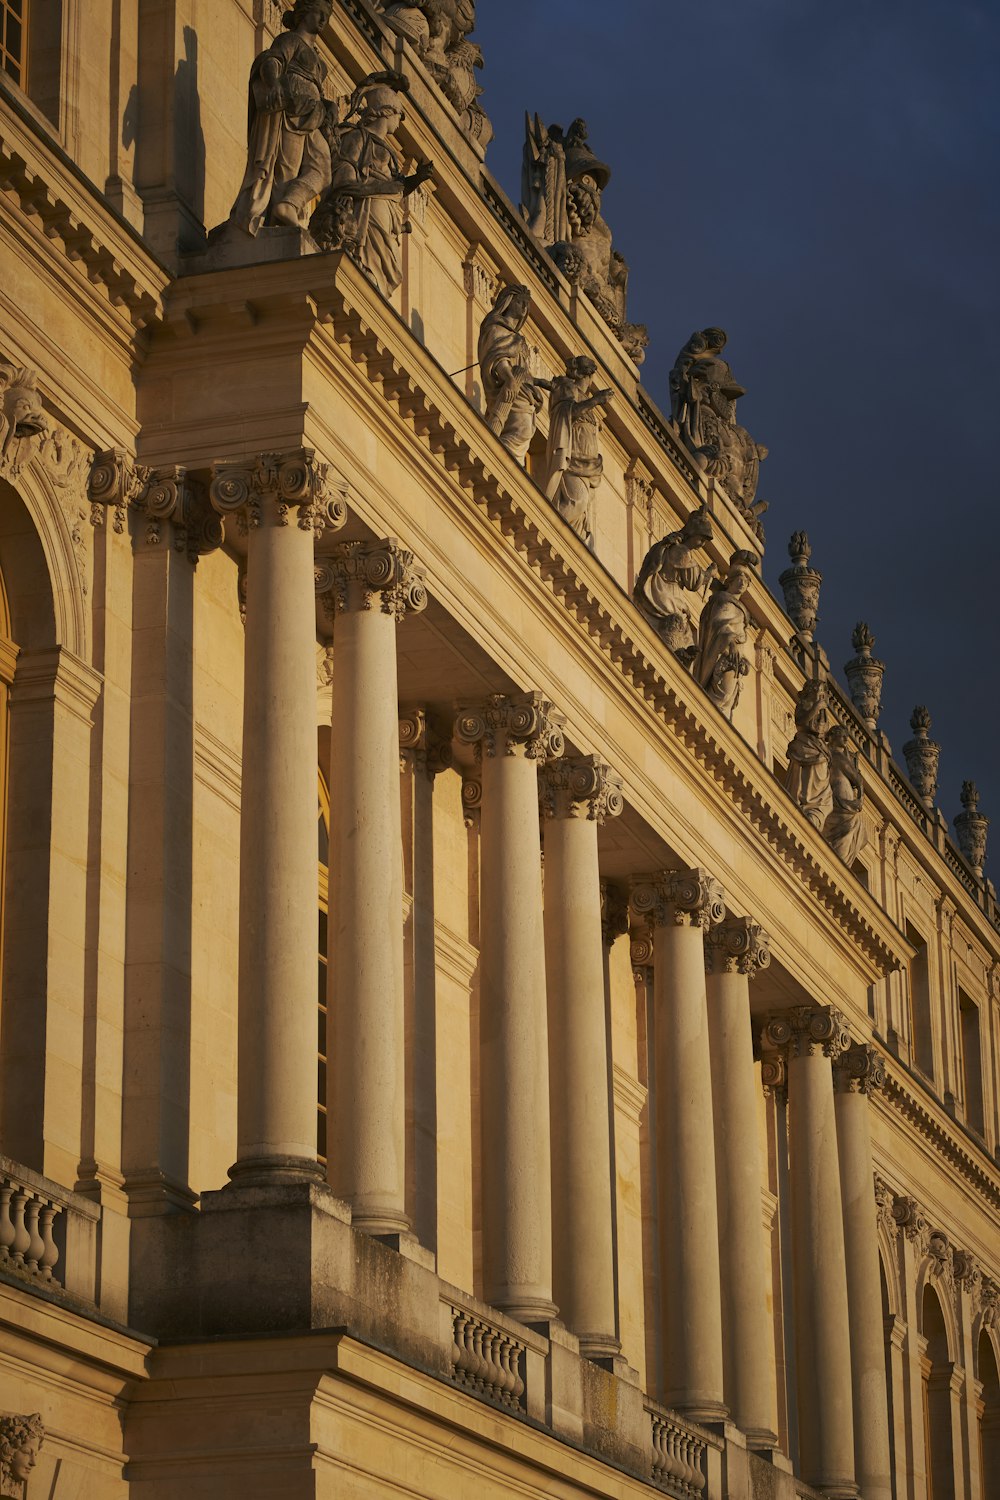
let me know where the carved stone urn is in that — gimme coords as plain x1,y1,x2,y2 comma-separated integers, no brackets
902,706,940,808
954,780,989,876
778,531,822,641
844,622,885,732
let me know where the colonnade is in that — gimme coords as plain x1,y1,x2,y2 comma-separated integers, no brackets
208,459,892,1497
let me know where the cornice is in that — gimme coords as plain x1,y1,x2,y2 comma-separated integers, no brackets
877,1068,1000,1216
0,99,165,335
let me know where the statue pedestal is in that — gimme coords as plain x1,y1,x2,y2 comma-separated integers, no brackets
181,222,320,276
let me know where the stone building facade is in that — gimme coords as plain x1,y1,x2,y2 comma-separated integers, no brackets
0,2,998,1497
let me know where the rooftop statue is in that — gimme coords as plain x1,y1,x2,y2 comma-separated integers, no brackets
228,0,337,237
786,681,833,829
823,725,866,865
378,0,493,145
477,285,549,464
694,550,757,721
520,116,648,364
633,507,715,661
0,1412,43,1497
670,328,768,527
309,76,434,294
541,356,612,550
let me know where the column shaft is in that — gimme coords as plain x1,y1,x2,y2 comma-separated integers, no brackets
210,451,343,1185
834,1046,892,1500
766,1007,857,1498
325,542,427,1234
456,694,563,1322
543,758,622,1356
237,514,319,1173
634,870,726,1420
706,919,777,1445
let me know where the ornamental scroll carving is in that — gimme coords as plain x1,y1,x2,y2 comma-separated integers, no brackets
454,692,565,762
210,449,347,536
705,916,770,977
759,1005,851,1061
317,538,427,620
399,707,453,776
0,1412,43,1497
629,869,725,931
832,1042,886,1096
540,754,623,823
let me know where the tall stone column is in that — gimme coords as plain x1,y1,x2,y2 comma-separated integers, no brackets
760,1006,858,1499
630,869,727,1421
541,755,624,1358
210,450,345,1186
455,693,565,1321
833,1043,892,1500
320,542,427,1235
705,916,778,1446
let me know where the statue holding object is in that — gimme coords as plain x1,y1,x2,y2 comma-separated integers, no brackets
670,328,767,527
541,356,613,551
310,75,434,294
477,285,549,464
694,551,757,721
633,507,715,660
823,725,866,865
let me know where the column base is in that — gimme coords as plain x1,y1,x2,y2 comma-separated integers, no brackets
744,1427,780,1451
496,1296,559,1326
351,1209,411,1237
666,1394,729,1425
577,1332,623,1361
227,1154,325,1188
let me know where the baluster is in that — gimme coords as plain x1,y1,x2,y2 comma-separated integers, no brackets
470,1320,489,1389
23,1195,44,1273
497,1336,516,1402
483,1327,501,1397
452,1310,466,1372
0,1183,14,1261
37,1202,59,1281
10,1188,30,1267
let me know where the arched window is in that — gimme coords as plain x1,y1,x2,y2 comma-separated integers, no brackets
318,769,330,1163
921,1284,955,1499
0,564,15,1001
979,1330,1000,1500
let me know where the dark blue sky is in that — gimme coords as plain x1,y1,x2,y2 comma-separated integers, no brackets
473,0,1000,875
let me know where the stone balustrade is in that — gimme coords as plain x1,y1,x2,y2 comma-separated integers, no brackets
0,1157,98,1302
449,1304,527,1412
647,1404,709,1498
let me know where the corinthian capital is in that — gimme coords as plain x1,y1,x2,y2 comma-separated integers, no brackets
139,466,224,558
541,755,624,822
210,448,347,535
705,916,771,976
88,446,152,533
832,1041,887,1096
629,868,725,930
759,1005,851,1061
316,538,428,621
454,692,565,762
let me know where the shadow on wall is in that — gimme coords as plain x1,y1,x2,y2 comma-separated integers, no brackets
176,25,206,235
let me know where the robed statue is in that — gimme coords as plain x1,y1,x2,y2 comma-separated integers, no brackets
633,508,715,659
670,328,767,522
477,286,548,464
541,356,612,550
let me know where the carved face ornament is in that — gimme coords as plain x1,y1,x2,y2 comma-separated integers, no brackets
10,1441,38,1481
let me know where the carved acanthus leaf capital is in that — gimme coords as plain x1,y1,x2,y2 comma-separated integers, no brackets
210,449,347,536
140,466,224,558
541,755,624,822
317,538,427,621
454,692,565,762
953,1248,980,1293
600,881,630,947
705,915,771,976
833,1041,887,1096
88,446,152,533
759,1005,851,1061
399,707,453,777
630,868,725,930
